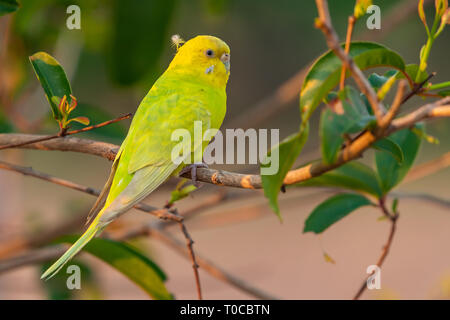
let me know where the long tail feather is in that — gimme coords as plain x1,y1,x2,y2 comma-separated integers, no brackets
41,217,104,281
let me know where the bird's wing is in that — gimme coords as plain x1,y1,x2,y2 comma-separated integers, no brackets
127,92,212,173
97,91,212,223
85,147,124,225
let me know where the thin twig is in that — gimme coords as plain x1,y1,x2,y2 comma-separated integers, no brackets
178,219,202,300
315,0,385,123
353,198,398,300
378,80,407,131
0,113,131,151
340,15,356,90
401,72,436,105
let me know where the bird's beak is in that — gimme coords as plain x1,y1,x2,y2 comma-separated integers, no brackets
220,53,230,74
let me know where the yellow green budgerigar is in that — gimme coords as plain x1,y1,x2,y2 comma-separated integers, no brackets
41,35,231,280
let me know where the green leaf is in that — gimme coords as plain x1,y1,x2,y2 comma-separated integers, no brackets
411,125,439,144
261,124,309,220
29,52,72,120
304,193,372,234
372,138,404,164
56,236,172,300
300,42,405,120
368,73,388,90
169,179,197,205
320,88,375,165
320,108,348,164
392,198,399,215
398,64,429,84
375,125,423,193
0,109,14,133
0,0,19,16
295,161,382,197
107,0,176,85
438,90,450,97
68,103,127,142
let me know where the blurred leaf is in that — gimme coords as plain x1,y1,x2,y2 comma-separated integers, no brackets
0,109,14,133
169,179,197,205
438,90,450,96
398,64,429,84
107,0,176,85
68,103,127,142
368,73,388,90
320,88,375,165
29,52,72,120
418,0,428,28
56,236,172,300
320,108,348,164
354,0,372,19
411,125,440,144
304,193,372,234
375,125,423,194
300,42,405,120
0,0,19,16
295,161,382,197
376,74,397,101
261,124,309,220
372,138,404,164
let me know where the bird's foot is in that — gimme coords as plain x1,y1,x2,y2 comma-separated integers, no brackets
179,162,208,187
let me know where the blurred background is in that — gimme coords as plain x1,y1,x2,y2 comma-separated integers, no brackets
0,0,449,299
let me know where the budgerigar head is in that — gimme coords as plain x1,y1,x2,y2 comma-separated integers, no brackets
168,35,231,88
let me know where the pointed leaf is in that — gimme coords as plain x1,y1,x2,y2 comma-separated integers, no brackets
261,124,309,219
304,193,372,234
372,138,404,164
300,42,405,120
29,52,72,120
107,0,176,85
0,0,19,16
375,125,423,193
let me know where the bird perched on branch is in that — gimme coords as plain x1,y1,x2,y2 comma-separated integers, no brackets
42,35,231,280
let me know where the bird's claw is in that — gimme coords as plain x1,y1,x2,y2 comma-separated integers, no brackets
179,162,208,188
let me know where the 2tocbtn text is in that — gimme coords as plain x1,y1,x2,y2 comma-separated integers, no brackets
180,304,270,317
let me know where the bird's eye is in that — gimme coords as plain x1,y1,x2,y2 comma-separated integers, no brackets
205,49,215,57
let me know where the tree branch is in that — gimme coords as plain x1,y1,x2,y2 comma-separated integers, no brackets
314,0,385,123
228,0,432,129
1,97,449,190
0,113,131,151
